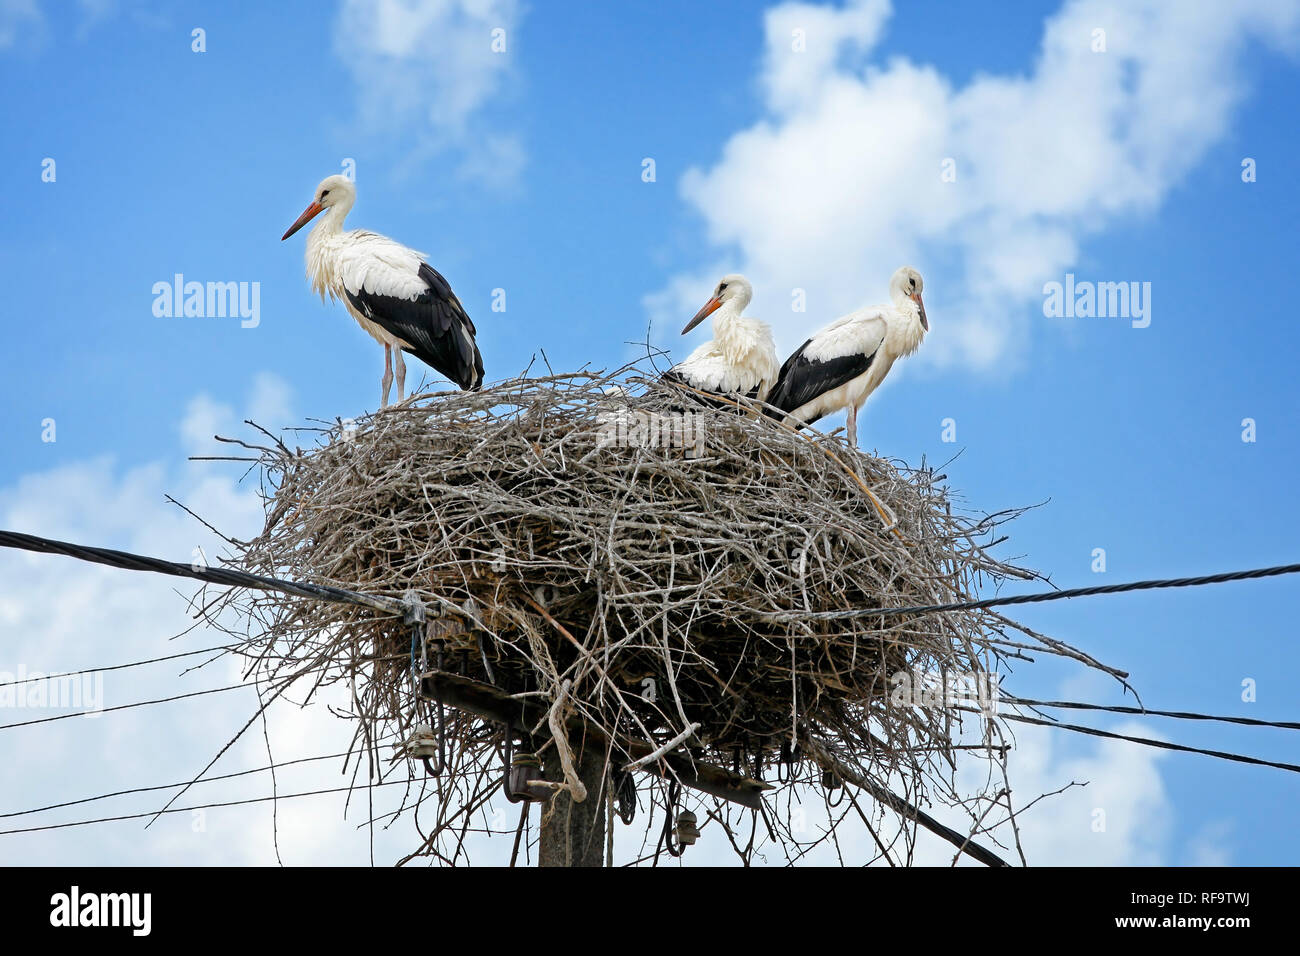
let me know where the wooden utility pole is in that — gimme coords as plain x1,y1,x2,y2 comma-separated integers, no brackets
418,669,769,865
539,736,607,867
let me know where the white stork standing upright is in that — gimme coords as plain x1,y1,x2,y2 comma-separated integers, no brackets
663,274,779,403
281,175,484,406
766,266,928,449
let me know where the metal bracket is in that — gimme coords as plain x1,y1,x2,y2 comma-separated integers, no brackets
418,668,772,810
401,590,427,625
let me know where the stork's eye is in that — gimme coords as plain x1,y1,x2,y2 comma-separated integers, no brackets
719,283,728,292
321,189,330,198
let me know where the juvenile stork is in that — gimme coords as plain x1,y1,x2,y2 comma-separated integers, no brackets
281,175,484,406
766,266,928,449
663,274,779,403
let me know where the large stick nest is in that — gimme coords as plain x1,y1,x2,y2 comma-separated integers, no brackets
213,366,1121,863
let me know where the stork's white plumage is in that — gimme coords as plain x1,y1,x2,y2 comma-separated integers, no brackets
281,175,484,406
664,275,779,402
766,266,928,449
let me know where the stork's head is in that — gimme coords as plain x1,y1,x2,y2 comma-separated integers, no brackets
890,266,927,331
281,175,356,240
682,274,753,334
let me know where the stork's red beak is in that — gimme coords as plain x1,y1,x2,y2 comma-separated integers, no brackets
912,292,929,331
682,296,722,334
281,200,324,241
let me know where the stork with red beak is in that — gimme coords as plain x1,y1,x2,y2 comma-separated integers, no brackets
766,266,928,449
281,175,484,406
662,274,779,403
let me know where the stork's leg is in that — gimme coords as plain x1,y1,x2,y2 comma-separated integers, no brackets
393,348,407,403
847,403,858,450
381,344,393,408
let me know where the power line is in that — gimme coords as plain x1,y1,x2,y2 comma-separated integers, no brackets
1007,697,1300,731
0,778,417,837
0,750,356,819
5,527,1299,624
779,561,1300,621
0,646,410,690
0,682,250,731
4,527,1299,828
0,528,411,616
990,710,1300,773
0,644,238,689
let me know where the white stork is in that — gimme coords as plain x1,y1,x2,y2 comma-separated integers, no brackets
766,266,928,449
281,175,484,406
663,274,779,403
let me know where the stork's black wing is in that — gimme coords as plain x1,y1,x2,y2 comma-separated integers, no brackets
345,262,484,391
764,338,877,422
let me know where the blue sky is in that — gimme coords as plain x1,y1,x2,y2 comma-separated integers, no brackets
1,0,1298,865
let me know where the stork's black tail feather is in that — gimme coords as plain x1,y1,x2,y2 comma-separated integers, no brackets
761,380,791,419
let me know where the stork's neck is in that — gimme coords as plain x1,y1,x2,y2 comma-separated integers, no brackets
711,298,748,340
304,201,353,297
890,293,927,356
710,298,769,363
309,201,350,241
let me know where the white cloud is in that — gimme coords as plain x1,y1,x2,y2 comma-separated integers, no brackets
1186,819,1234,866
0,0,42,49
178,373,294,461
334,0,524,185
0,374,422,865
665,713,1180,866
0,0,128,48
653,0,1300,373
990,720,1172,865
179,395,232,459
763,0,891,112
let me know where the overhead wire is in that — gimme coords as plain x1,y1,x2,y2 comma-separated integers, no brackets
4,526,1300,851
